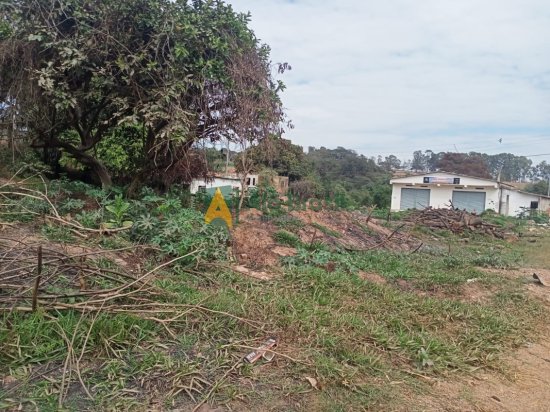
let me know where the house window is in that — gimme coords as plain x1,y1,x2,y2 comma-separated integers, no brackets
198,186,206,192
246,178,251,186
252,177,256,186
531,201,539,210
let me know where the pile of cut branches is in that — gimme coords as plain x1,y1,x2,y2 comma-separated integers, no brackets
405,208,505,238
0,238,262,336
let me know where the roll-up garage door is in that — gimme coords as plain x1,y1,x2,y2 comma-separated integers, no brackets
400,188,430,210
452,191,486,213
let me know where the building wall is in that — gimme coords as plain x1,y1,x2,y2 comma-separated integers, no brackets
190,175,258,194
390,173,500,213
501,189,550,217
539,198,550,215
391,184,499,212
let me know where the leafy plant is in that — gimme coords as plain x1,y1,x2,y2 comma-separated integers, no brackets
104,195,133,228
75,210,103,228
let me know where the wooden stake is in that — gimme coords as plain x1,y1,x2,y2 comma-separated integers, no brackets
32,245,42,312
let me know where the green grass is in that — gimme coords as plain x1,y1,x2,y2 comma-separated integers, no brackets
273,229,301,247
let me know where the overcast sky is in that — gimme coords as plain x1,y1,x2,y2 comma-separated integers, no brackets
228,0,550,163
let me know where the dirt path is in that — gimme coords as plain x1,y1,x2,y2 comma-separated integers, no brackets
422,337,550,412
420,266,550,412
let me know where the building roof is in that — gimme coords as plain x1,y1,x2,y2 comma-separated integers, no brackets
514,189,550,200
390,171,498,185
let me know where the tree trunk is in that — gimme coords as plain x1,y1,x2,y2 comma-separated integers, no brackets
71,149,112,188
89,159,112,189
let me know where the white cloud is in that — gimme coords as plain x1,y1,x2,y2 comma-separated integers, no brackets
229,0,550,162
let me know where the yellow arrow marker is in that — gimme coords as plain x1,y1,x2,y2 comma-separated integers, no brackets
205,188,233,229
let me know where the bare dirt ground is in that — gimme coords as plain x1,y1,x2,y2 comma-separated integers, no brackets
417,265,550,412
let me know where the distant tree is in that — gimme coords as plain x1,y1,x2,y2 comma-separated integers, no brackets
533,161,550,181
424,150,441,172
304,146,388,207
524,180,549,196
437,152,491,179
411,150,427,172
378,154,401,171
481,153,533,181
243,136,311,181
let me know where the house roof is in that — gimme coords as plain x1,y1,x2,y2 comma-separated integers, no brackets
390,171,498,184
514,189,550,200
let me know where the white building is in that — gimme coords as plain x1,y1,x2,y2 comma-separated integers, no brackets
190,174,259,197
390,172,550,217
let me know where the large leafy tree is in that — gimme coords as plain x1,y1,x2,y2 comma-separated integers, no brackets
0,0,285,187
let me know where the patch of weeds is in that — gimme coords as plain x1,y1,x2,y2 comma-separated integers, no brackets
282,248,332,267
1,193,50,223
273,230,301,247
58,197,85,214
41,224,74,243
481,210,525,231
470,248,518,269
441,255,466,269
304,240,331,252
155,275,204,304
131,201,230,263
310,222,342,238
272,215,305,233
98,235,132,250
75,209,103,228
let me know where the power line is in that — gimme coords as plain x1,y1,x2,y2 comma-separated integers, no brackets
523,153,550,157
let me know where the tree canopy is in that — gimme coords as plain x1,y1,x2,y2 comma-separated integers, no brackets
436,152,492,179
237,136,311,181
0,0,285,188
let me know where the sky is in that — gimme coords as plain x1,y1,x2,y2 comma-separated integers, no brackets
228,0,550,163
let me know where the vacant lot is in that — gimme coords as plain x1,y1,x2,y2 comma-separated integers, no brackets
1,180,549,411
